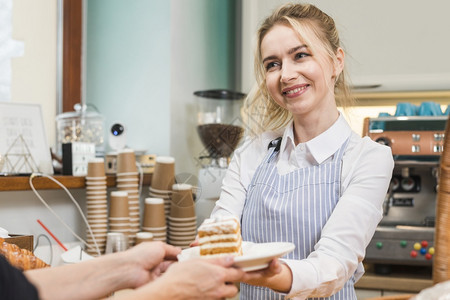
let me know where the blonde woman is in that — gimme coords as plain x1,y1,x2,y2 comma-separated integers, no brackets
211,3,394,299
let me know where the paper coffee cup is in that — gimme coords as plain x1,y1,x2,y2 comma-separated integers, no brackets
171,184,194,207
109,191,129,218
151,156,175,190
87,158,106,178
135,232,154,245
169,201,196,219
143,198,166,228
116,149,138,173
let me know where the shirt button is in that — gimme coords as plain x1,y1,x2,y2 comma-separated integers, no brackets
300,145,305,151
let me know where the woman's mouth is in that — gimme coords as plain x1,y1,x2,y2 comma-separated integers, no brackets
282,85,309,97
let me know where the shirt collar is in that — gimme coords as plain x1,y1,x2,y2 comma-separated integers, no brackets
280,113,352,164
280,122,295,153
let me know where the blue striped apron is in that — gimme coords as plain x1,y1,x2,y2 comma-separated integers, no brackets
240,137,356,299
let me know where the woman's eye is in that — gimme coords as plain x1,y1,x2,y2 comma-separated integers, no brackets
295,52,310,60
265,61,279,71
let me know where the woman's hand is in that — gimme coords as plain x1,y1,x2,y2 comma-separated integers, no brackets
240,258,291,293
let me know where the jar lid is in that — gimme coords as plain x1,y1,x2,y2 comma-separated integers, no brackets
193,89,245,100
56,103,104,121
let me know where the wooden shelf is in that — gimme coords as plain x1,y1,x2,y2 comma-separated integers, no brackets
354,90,450,106
355,90,450,100
0,174,152,191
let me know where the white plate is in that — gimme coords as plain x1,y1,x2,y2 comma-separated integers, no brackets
177,241,295,272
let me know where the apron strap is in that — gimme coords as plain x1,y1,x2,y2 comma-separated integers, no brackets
267,137,282,151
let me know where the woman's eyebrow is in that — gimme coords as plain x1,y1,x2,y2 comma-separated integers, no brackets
262,44,308,64
288,44,307,55
262,55,277,64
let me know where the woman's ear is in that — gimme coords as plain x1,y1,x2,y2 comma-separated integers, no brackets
333,47,345,79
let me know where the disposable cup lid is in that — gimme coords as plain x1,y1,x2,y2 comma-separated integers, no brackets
89,157,104,163
145,197,164,205
172,183,192,191
119,148,135,154
111,191,128,197
136,232,154,239
155,156,175,164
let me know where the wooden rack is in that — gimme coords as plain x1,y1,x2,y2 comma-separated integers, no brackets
0,174,152,191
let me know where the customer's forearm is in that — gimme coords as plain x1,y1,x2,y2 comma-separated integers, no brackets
114,278,186,300
25,252,135,300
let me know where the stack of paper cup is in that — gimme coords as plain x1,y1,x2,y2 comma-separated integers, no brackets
108,191,130,239
148,187,172,219
116,148,140,246
142,198,167,242
149,156,175,218
167,184,197,249
85,158,108,256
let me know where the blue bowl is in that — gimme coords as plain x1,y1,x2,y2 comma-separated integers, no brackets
395,103,418,116
418,102,443,116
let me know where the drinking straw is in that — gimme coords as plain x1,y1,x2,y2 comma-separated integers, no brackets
37,219,68,251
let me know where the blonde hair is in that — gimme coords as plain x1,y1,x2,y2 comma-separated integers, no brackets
242,3,354,136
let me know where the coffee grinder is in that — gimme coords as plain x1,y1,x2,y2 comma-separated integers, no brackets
194,90,245,224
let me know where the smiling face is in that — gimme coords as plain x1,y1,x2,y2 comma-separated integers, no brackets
261,23,343,121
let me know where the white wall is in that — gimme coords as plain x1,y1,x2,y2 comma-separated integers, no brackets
11,0,57,149
169,0,238,177
0,0,63,250
0,189,86,245
240,0,450,93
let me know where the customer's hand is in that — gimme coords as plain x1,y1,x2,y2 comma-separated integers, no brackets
139,256,245,300
117,241,181,288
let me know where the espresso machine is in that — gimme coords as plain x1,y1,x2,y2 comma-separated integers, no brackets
193,90,245,224
363,115,447,272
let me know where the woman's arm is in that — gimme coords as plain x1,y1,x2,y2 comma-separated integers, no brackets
240,139,394,299
292,141,393,298
240,258,291,292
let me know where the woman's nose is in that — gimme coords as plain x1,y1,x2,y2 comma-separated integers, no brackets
280,63,297,82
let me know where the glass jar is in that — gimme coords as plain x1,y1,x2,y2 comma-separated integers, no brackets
194,89,245,164
55,104,105,156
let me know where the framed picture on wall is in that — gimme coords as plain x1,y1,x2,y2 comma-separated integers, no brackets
0,102,53,175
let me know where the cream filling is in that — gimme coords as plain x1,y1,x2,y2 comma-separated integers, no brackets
199,233,240,244
199,241,241,250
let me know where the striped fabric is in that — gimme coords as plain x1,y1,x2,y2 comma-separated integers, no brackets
240,138,356,300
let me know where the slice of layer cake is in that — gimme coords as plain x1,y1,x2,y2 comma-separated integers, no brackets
198,216,243,256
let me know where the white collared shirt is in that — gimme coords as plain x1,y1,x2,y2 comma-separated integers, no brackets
211,114,394,299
